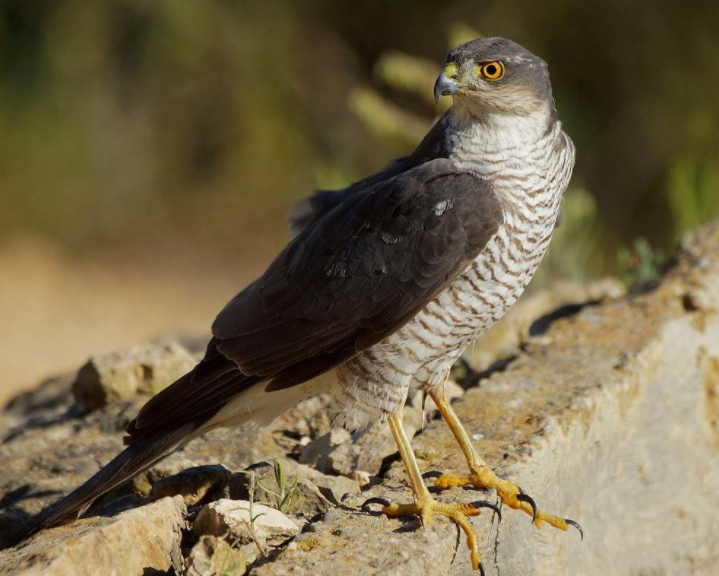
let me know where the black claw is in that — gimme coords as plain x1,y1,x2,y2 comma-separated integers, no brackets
479,563,486,576
471,500,502,523
422,470,444,480
361,497,391,512
516,493,538,523
565,518,584,541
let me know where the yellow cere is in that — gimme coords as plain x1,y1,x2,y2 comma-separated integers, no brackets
443,62,459,79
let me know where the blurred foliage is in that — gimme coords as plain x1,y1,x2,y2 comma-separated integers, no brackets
667,158,719,239
618,237,665,287
0,0,718,279
540,187,600,282
348,86,429,147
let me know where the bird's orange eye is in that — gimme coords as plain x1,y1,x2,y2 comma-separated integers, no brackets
478,61,505,81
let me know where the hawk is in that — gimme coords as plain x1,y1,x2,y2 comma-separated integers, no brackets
23,37,581,571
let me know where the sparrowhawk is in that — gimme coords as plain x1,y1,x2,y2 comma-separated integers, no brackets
21,37,581,571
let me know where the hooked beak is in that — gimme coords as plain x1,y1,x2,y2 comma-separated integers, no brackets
434,71,460,103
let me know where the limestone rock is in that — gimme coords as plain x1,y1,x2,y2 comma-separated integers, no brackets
299,405,423,476
0,496,186,576
194,499,299,546
185,535,247,576
257,222,719,575
252,487,461,576
292,463,362,503
72,340,198,410
151,464,231,507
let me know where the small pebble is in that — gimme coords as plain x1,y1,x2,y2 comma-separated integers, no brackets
322,509,341,523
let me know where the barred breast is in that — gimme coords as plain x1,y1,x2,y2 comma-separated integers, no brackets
333,117,575,430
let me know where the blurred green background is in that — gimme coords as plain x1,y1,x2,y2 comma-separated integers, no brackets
1,0,718,399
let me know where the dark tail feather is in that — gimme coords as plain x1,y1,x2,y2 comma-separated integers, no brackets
19,423,196,543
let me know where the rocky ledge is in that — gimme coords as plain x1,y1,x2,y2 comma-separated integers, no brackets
1,222,719,576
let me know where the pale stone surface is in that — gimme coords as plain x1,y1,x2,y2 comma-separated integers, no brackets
290,462,362,503
186,535,248,576
150,464,231,507
72,339,199,410
0,496,186,576
299,405,424,476
194,500,299,545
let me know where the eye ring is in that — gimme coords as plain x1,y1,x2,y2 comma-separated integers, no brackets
478,61,505,81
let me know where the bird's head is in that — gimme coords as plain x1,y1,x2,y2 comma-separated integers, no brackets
435,37,554,119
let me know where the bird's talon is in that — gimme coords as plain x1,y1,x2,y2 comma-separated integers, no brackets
432,468,576,534
470,500,502,522
515,492,538,523
565,518,584,541
422,470,444,480
361,496,392,512
363,496,484,570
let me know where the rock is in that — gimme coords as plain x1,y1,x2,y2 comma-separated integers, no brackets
298,428,350,471
72,340,198,411
194,500,299,547
352,469,372,488
299,405,423,476
0,496,186,576
0,399,134,548
252,486,460,576
0,374,75,439
276,393,335,439
185,535,247,576
151,464,231,507
290,463,361,504
288,481,331,518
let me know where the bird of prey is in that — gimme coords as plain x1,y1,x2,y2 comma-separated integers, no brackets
22,37,581,570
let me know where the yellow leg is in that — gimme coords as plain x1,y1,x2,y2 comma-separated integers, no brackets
364,413,498,571
427,385,574,532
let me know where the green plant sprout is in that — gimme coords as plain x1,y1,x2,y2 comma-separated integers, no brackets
231,470,268,558
217,535,249,576
618,237,665,287
256,459,301,515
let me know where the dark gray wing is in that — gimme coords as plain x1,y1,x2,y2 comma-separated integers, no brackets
218,158,502,384
130,158,502,439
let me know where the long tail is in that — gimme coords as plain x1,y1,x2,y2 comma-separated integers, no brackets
20,423,196,542
16,348,324,545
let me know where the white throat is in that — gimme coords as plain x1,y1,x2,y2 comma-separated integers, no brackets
447,100,555,155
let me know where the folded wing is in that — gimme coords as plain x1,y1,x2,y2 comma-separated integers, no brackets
129,158,502,441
